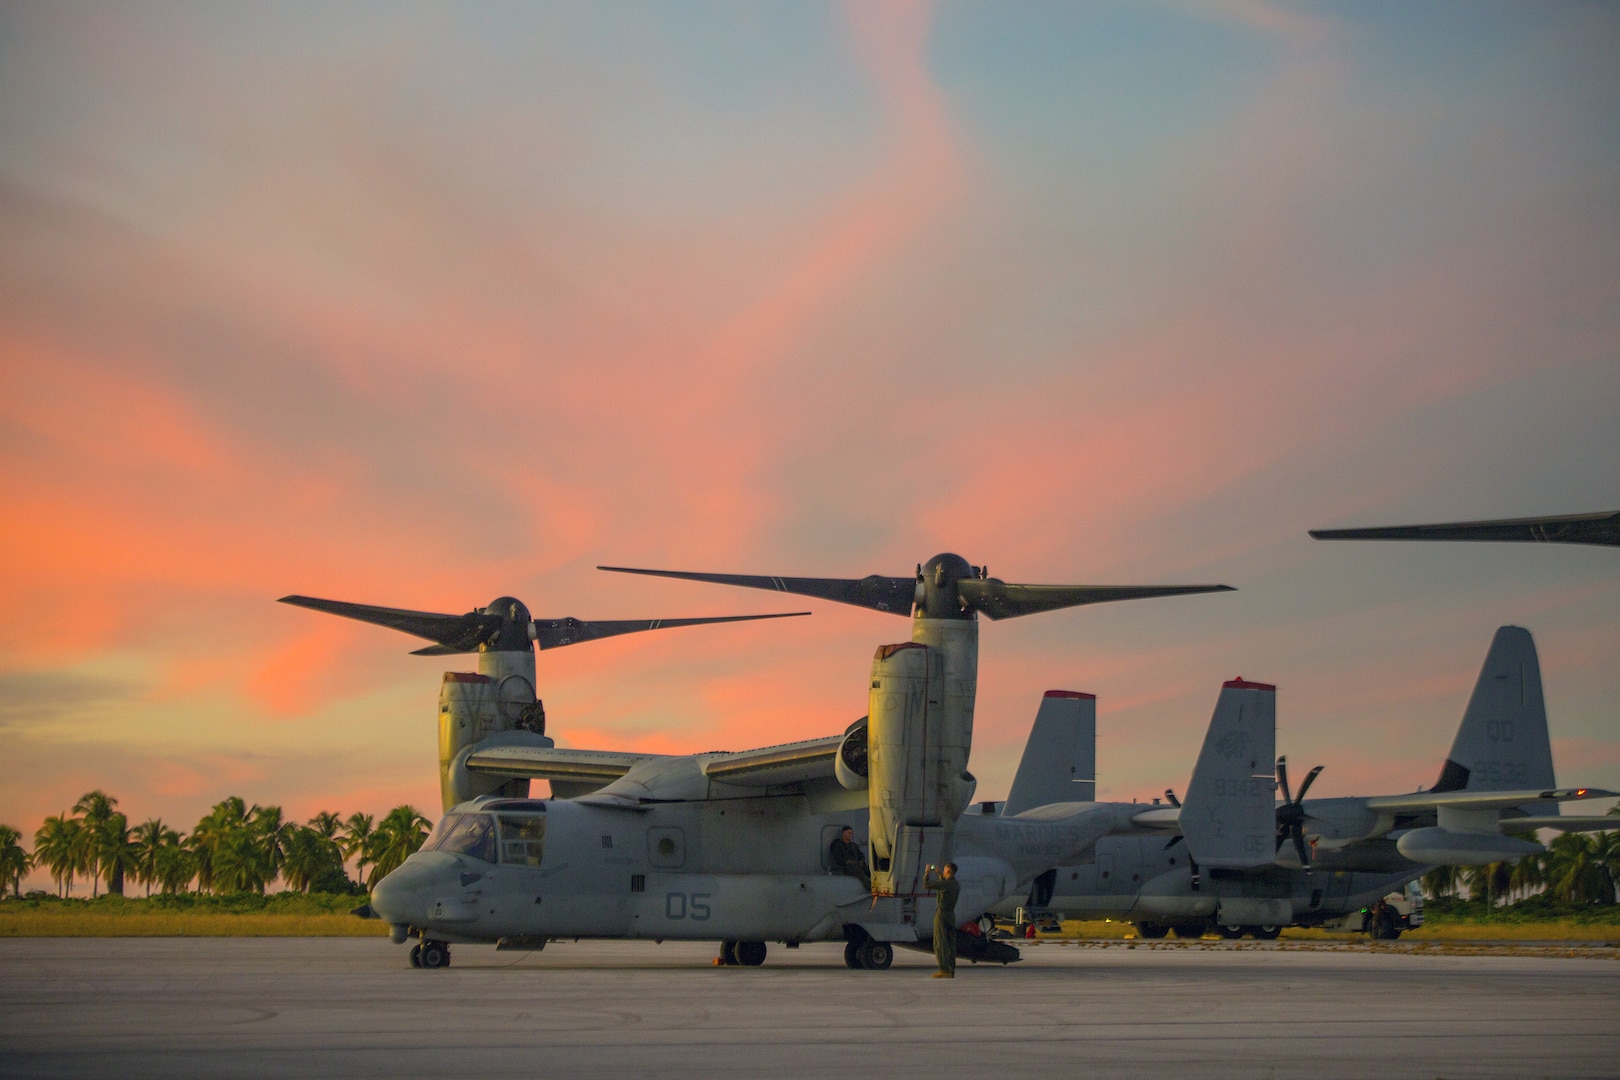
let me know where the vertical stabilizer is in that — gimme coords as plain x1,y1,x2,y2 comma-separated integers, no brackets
1433,626,1556,815
1003,691,1096,815
1180,679,1277,868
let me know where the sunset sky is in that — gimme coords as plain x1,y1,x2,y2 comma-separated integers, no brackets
3,2,1617,887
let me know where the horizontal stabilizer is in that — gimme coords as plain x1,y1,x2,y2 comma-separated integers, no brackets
1179,679,1277,868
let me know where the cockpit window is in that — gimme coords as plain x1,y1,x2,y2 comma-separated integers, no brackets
425,813,497,863
498,814,546,867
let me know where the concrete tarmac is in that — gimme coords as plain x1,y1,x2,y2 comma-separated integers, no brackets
1,937,1616,1079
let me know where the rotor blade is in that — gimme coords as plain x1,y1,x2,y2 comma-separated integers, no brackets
530,611,809,650
955,580,1234,620
1292,828,1310,868
1276,756,1292,806
1295,764,1324,803
279,595,497,649
1309,510,1620,547
597,567,917,616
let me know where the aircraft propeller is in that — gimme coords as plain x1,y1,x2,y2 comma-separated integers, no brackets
277,594,808,655
598,552,1233,621
1275,755,1323,867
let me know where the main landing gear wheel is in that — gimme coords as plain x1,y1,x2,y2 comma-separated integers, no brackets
418,940,451,968
858,940,893,970
1252,925,1282,940
1218,925,1245,940
719,940,740,966
1171,923,1207,940
735,941,767,967
1135,922,1169,939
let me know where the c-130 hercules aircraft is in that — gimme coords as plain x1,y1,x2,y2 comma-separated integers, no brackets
288,555,1231,969
992,626,1614,940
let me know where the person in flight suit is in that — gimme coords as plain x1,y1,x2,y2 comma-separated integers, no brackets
828,826,870,890
923,862,960,978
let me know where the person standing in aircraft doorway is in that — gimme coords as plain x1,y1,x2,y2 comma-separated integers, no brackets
923,863,959,978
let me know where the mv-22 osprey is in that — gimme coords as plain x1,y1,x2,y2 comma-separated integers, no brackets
288,556,1230,969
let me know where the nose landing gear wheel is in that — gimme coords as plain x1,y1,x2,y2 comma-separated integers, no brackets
409,943,423,967
418,940,451,968
734,940,767,967
718,940,740,966
844,940,863,969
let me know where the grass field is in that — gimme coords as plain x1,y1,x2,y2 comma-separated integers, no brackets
0,911,388,937
0,893,388,937
4,895,1617,941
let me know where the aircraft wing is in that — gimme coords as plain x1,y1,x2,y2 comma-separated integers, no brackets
1363,787,1614,813
1495,816,1618,833
464,746,664,784
699,735,845,787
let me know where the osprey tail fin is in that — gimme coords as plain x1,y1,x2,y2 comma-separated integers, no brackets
1002,691,1096,815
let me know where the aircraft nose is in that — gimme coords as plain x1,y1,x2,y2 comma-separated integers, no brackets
369,858,436,927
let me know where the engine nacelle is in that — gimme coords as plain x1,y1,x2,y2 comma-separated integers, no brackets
437,647,554,810
835,716,869,791
1395,827,1543,866
868,642,973,897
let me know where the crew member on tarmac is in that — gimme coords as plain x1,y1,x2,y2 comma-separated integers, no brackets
923,862,960,978
829,826,870,890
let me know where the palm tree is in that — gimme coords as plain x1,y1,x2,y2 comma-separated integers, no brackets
71,790,119,897
94,811,139,897
211,827,269,894
1592,829,1620,905
1508,847,1549,903
0,825,29,896
131,819,181,898
249,805,295,889
33,814,81,897
190,797,252,894
340,812,375,885
1463,861,1512,907
1545,832,1608,903
366,806,430,887
281,826,346,893
153,836,196,895
309,811,343,840
1420,864,1460,900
